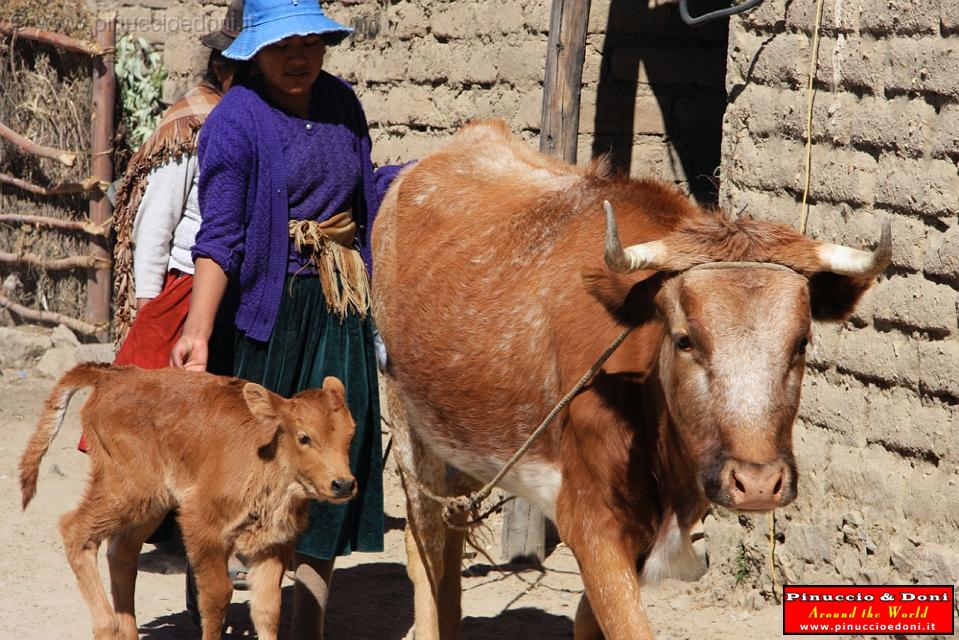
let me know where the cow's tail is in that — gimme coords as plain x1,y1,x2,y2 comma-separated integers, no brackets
19,363,111,510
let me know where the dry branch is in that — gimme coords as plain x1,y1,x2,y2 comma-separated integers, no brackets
0,251,110,271
0,22,101,56
0,294,103,335
0,172,105,196
0,120,76,166
0,213,110,236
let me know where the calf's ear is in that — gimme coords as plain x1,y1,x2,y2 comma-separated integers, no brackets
244,384,284,459
322,376,345,402
243,383,279,424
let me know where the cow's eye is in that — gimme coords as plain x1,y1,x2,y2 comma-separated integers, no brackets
674,333,692,351
797,336,809,355
297,433,311,446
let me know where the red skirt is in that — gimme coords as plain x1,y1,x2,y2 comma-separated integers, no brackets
78,271,193,451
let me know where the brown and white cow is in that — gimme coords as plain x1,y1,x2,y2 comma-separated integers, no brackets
372,120,890,639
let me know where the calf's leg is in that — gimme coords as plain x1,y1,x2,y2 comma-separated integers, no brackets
248,552,288,640
180,528,232,640
59,485,122,639
192,550,232,640
106,512,166,640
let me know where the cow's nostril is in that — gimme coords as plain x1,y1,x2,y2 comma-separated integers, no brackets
733,474,746,494
773,475,783,495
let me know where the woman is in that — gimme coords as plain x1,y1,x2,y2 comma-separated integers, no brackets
110,0,242,365
171,1,401,637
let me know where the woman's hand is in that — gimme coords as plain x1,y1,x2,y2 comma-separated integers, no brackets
169,257,229,372
170,334,209,371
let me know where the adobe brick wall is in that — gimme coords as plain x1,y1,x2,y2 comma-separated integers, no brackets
705,0,959,600
84,0,226,100
329,0,729,201
94,0,729,201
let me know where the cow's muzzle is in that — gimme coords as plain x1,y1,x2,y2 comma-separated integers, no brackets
705,458,797,511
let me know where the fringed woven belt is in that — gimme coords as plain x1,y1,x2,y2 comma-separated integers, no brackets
289,210,370,319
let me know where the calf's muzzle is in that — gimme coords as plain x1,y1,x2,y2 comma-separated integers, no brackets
331,477,357,499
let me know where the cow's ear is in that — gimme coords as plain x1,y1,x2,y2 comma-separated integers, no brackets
808,272,875,322
583,270,664,326
243,383,279,424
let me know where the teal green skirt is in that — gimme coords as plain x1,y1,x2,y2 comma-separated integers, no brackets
227,275,384,559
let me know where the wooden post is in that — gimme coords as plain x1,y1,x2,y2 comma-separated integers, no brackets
539,0,592,162
86,14,116,338
502,0,591,564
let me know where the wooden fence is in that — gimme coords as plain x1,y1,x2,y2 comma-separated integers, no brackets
0,16,116,338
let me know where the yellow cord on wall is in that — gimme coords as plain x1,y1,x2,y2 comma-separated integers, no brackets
799,0,828,234
776,0,829,600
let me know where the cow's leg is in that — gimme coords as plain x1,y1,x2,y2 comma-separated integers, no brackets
106,510,166,640
436,470,481,637
248,551,287,640
574,593,604,640
59,485,121,639
557,494,653,640
387,381,464,640
402,489,469,640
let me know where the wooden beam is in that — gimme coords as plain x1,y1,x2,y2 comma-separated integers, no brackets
0,22,102,56
0,294,104,335
503,0,591,564
0,121,77,166
539,0,592,162
0,213,110,236
86,14,116,336
0,172,104,196
0,251,110,271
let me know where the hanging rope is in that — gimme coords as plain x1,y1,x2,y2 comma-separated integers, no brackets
393,326,633,530
799,0,828,234
776,0,829,598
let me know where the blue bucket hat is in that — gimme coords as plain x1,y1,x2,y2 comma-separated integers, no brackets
222,0,352,61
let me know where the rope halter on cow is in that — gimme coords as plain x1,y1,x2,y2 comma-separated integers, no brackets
397,201,891,531
603,200,892,279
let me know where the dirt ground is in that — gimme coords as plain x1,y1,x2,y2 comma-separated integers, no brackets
0,368,786,639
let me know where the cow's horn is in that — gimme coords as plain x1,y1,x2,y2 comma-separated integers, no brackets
604,200,668,273
817,218,892,278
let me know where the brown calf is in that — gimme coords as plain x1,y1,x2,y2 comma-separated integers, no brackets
19,364,356,640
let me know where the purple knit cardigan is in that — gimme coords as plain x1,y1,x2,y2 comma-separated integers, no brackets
193,72,401,342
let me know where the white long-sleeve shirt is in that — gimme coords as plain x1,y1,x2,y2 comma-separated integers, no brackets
131,154,201,299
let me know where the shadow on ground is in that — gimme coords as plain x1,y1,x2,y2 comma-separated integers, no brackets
462,608,572,639
138,561,572,639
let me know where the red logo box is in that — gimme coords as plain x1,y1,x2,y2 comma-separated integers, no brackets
783,585,955,635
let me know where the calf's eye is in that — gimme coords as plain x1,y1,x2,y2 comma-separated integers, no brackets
298,433,312,446
674,333,692,351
